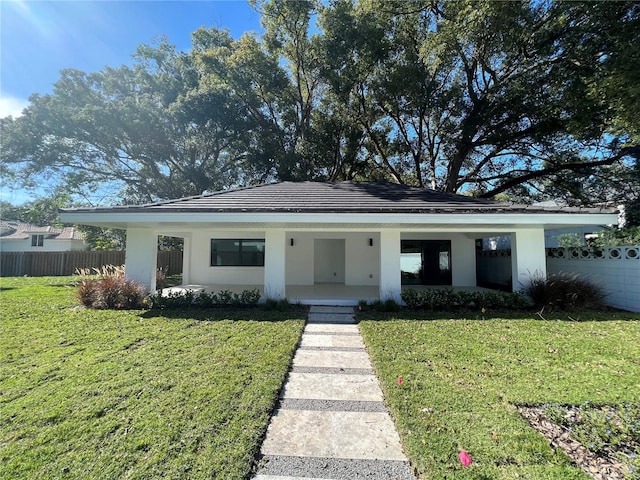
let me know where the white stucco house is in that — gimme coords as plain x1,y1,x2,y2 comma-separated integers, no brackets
0,221,87,252
60,181,618,304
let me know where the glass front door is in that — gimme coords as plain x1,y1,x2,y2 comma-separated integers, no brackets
401,240,452,285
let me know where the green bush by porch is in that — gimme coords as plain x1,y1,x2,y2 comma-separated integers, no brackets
400,288,530,311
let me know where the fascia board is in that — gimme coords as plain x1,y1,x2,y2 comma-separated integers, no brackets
61,211,618,228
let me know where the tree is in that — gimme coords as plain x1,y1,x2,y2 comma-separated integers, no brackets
0,192,71,226
1,0,639,206
1,39,250,203
317,0,640,202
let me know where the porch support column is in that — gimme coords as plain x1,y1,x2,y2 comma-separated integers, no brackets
181,234,192,285
379,230,401,301
264,229,286,300
511,228,546,291
125,227,157,292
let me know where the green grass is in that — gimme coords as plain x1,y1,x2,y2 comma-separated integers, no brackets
0,276,305,480
359,312,640,480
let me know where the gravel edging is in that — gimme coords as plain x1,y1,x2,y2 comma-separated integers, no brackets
298,346,365,352
291,366,374,375
256,455,415,480
277,398,388,412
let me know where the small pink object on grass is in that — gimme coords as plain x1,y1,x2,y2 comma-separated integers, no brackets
459,449,473,467
397,376,403,386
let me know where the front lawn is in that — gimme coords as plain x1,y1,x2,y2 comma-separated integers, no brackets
0,277,305,479
359,312,640,479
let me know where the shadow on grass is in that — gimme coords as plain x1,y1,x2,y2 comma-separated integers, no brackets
357,308,640,322
140,306,309,322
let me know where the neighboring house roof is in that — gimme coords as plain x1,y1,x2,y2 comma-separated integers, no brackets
0,221,84,241
61,181,614,215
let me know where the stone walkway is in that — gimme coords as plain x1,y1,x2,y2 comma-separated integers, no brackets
253,306,415,480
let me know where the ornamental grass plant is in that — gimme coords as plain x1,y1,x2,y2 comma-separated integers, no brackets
526,273,607,311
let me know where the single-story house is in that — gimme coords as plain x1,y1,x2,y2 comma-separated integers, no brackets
0,221,87,252
60,181,618,304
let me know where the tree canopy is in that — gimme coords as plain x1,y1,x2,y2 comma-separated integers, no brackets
1,0,639,208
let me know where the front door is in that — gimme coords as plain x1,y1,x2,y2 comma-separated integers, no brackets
401,240,452,285
314,239,346,283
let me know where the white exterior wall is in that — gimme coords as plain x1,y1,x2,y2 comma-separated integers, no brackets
511,229,547,291
400,232,477,286
181,235,192,284
547,246,640,313
125,228,157,291
188,230,265,285
379,230,401,301
264,230,286,299
285,231,380,286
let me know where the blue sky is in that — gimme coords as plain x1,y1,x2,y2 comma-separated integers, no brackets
0,0,263,117
0,0,264,204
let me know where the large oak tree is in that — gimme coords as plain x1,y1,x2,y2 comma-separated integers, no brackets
1,0,638,207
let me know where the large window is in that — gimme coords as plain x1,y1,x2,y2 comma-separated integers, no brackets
210,239,265,266
31,234,44,247
401,240,452,285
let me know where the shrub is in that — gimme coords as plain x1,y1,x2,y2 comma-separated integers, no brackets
147,288,262,310
75,264,126,277
77,275,146,309
590,226,640,247
239,288,261,305
400,288,529,311
525,273,607,311
77,279,99,307
263,298,290,311
155,266,168,289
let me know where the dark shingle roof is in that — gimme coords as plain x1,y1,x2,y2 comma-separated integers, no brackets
61,181,613,215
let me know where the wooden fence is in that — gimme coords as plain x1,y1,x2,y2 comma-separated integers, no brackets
0,250,183,277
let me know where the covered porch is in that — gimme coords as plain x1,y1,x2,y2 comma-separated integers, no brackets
138,227,548,304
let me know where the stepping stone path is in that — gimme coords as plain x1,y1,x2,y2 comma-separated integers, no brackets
254,306,415,480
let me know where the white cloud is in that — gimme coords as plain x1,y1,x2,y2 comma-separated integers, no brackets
0,96,29,118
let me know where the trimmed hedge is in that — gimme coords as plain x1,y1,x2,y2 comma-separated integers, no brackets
147,288,262,309
400,288,529,311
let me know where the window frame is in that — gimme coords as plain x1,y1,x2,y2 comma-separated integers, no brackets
31,234,44,247
210,238,265,267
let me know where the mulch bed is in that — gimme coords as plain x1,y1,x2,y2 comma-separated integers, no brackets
518,406,628,480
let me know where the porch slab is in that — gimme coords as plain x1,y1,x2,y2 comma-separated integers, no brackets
259,410,406,461
287,285,379,306
293,350,373,369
